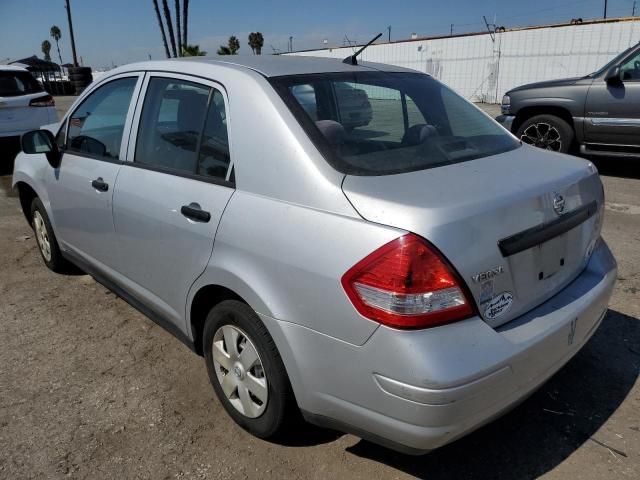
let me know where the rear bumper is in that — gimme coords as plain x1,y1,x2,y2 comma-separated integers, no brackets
262,240,616,453
496,114,516,132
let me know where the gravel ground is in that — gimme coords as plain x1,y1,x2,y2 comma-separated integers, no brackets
0,98,638,479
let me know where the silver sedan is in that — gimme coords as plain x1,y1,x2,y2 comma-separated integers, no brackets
13,54,616,454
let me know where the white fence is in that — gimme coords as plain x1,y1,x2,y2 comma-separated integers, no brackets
287,19,640,103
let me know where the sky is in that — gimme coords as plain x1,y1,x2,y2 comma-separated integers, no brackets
0,0,638,69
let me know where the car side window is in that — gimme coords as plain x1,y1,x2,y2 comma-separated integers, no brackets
135,77,232,182
620,52,640,81
135,78,210,174
55,119,68,149
290,84,318,121
67,77,137,160
197,90,230,179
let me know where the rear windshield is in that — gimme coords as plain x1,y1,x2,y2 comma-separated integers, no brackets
0,71,43,97
271,72,520,176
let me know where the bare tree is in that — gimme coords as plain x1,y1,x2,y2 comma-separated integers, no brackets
152,0,171,58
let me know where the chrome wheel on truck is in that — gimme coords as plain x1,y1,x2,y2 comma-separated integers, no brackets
520,122,563,151
516,114,574,154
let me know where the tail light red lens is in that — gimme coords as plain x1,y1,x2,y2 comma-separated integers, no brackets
341,233,475,329
29,95,55,107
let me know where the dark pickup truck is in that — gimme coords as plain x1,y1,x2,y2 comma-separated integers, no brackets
497,42,640,157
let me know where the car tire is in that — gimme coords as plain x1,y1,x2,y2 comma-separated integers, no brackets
203,300,296,439
30,198,71,273
516,114,574,153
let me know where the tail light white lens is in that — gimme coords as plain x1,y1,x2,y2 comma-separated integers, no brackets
29,95,55,107
342,234,475,329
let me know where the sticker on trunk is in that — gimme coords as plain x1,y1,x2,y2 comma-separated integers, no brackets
484,292,514,319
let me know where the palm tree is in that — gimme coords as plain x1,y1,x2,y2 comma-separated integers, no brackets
182,0,189,47
41,40,52,61
50,25,63,64
161,0,178,57
151,0,171,58
217,36,240,55
174,0,182,57
182,44,206,56
228,36,240,54
248,32,264,55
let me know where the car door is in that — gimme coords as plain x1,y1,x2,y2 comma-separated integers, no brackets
112,73,235,329
46,73,143,269
584,48,640,147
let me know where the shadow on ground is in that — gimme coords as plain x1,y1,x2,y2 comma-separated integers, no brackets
0,137,20,176
590,157,640,180
345,309,639,479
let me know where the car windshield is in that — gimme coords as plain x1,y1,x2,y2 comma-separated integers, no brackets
0,71,43,97
271,72,520,176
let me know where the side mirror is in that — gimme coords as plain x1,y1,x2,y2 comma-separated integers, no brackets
21,129,61,168
605,65,622,84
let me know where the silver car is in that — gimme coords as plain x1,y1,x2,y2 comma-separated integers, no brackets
13,56,616,454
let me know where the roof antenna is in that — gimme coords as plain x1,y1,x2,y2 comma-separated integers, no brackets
343,33,382,65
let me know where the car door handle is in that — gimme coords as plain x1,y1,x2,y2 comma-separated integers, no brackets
181,204,211,222
91,177,109,192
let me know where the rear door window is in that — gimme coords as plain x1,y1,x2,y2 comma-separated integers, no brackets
135,77,232,182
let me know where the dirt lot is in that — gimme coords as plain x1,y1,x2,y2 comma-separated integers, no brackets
0,99,638,479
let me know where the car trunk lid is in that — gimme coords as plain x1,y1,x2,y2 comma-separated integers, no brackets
342,145,604,328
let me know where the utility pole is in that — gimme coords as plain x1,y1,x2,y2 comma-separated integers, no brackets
387,26,391,42
288,36,293,52
450,24,454,36
604,0,608,19
65,0,79,66
633,1,637,16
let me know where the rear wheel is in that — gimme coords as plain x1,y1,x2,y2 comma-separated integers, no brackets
203,300,295,438
516,114,574,153
30,198,71,273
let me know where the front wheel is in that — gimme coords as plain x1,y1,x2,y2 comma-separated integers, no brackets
203,300,296,438
30,198,71,273
516,114,574,153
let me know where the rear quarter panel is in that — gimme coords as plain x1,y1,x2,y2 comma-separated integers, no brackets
188,191,406,346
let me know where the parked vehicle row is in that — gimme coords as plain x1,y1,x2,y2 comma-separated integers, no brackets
13,55,615,454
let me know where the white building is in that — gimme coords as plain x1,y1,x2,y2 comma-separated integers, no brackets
288,17,640,103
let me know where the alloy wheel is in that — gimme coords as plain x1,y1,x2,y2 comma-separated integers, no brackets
212,325,268,418
520,122,563,151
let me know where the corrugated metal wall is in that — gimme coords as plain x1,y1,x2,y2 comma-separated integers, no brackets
287,19,640,103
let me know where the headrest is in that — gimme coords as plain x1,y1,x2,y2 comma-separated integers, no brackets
402,124,437,145
315,120,346,145
175,90,208,133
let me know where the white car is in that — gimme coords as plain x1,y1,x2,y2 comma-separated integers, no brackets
0,65,57,142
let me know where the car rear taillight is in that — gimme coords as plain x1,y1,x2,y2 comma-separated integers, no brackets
29,95,55,107
341,233,474,329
